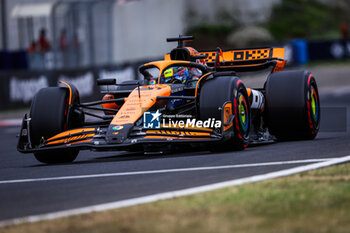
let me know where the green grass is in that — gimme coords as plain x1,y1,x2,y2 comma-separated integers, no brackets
2,163,350,233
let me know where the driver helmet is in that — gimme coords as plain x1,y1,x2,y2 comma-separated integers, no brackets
162,67,190,84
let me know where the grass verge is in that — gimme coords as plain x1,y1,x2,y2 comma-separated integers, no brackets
2,163,350,233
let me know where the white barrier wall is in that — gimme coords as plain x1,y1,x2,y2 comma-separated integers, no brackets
111,0,282,63
186,0,281,26
112,0,185,63
3,0,56,51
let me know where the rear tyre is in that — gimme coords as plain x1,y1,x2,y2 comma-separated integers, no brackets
265,70,320,140
30,87,80,164
199,75,250,151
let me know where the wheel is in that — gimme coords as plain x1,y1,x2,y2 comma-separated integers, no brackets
199,75,250,151
265,70,320,140
34,150,79,164
30,87,81,163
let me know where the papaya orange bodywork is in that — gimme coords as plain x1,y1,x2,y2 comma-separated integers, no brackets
110,60,197,126
60,81,73,105
47,128,96,142
273,60,287,73
272,48,285,59
143,60,191,83
160,124,213,132
111,84,171,125
102,94,120,114
146,130,210,137
246,88,252,97
17,37,295,157
195,73,211,97
144,136,211,140
46,134,95,145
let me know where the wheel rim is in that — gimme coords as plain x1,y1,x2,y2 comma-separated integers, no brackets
310,85,319,122
238,93,249,132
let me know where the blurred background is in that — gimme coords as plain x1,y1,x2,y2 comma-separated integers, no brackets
0,0,349,110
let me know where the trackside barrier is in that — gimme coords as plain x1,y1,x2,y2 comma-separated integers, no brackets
292,39,309,65
308,39,350,61
0,61,148,111
289,39,350,66
1,38,350,111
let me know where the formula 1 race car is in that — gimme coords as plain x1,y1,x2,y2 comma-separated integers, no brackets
17,36,320,164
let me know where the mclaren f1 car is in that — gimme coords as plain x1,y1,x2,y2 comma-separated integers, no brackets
17,36,320,163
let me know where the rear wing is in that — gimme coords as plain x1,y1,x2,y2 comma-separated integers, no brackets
199,47,287,73
164,36,287,73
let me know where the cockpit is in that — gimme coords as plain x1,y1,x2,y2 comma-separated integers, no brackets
139,61,206,88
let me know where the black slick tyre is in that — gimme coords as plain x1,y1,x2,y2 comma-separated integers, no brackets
30,87,79,163
265,70,320,140
199,75,250,151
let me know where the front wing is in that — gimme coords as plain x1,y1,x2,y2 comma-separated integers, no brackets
17,114,225,153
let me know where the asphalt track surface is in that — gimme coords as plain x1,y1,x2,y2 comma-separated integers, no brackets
0,92,349,223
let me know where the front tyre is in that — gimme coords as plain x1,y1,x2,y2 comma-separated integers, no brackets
34,150,79,164
199,75,250,151
30,87,81,164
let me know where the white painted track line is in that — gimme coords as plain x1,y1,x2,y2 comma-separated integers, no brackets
0,158,335,184
1,155,350,227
